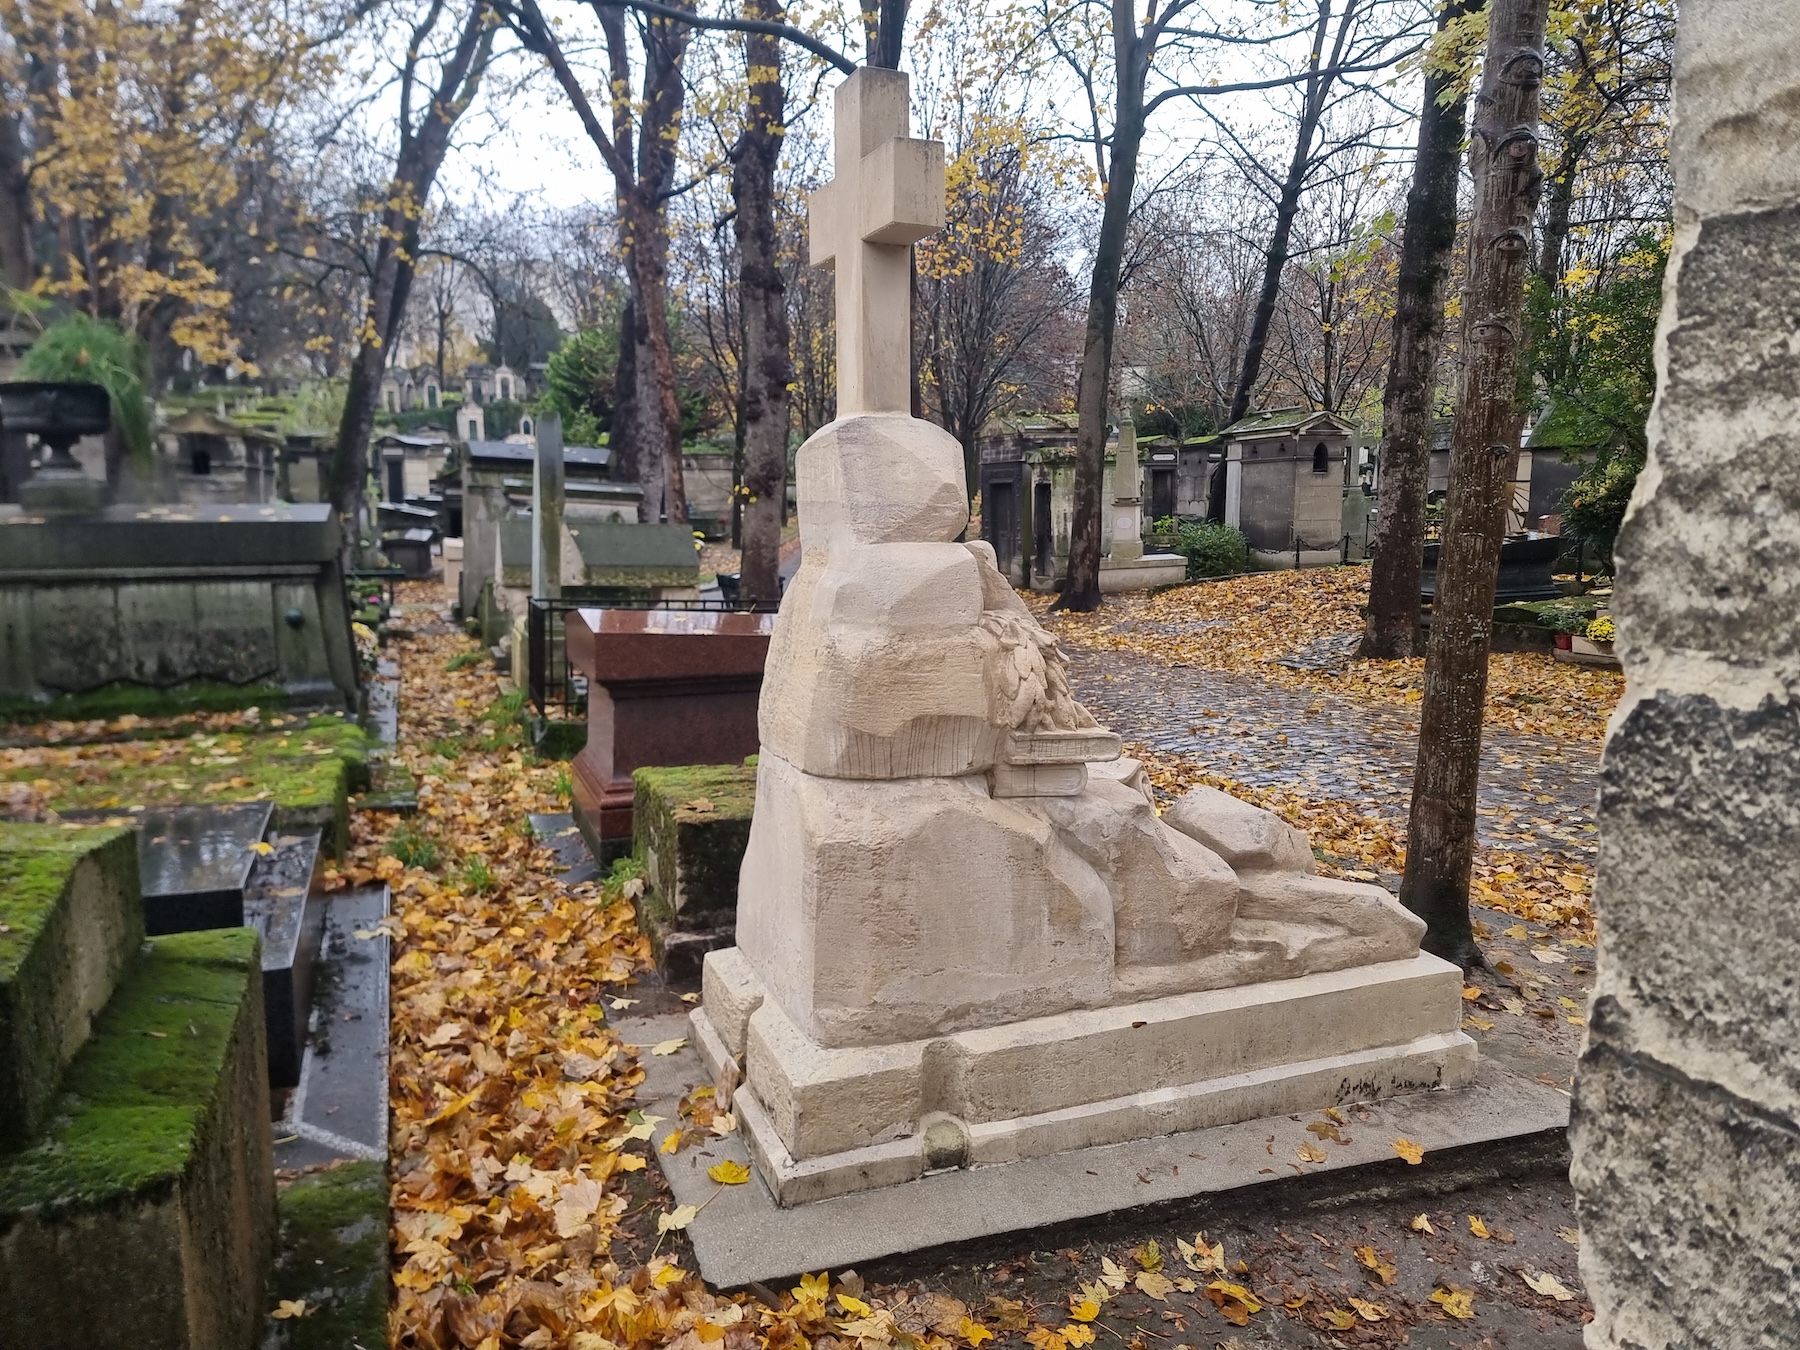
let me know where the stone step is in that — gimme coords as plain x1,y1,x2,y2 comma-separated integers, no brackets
244,828,325,1089
0,928,275,1350
274,886,389,1170
0,823,141,1152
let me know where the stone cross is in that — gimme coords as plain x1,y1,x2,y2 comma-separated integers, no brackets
809,69,945,415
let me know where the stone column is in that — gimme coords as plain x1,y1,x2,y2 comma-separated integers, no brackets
1569,6,1800,1342
1108,410,1143,562
532,414,564,601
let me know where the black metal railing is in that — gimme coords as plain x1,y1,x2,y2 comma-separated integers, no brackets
525,594,782,718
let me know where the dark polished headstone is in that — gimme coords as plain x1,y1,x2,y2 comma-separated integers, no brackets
135,802,273,934
244,829,324,1088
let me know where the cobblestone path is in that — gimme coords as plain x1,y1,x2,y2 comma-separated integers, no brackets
1065,646,1601,864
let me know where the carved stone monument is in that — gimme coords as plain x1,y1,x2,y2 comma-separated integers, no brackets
691,68,1472,1206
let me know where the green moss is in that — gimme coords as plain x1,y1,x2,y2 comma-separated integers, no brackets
0,680,290,726
267,1162,387,1350
632,762,758,822
0,824,130,982
0,720,370,819
0,928,258,1216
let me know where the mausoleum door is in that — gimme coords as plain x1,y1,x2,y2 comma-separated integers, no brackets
1033,480,1053,576
1150,469,1176,523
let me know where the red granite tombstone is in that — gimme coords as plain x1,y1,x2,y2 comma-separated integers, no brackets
566,608,775,860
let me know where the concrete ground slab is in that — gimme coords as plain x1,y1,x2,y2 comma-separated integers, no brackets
620,1019,1568,1290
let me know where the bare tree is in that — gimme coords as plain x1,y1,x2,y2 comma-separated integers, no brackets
1400,0,1549,966
917,110,1079,506
331,0,499,557
501,0,697,522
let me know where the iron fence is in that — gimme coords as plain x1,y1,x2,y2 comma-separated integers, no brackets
525,595,782,718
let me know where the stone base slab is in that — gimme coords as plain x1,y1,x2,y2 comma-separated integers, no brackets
693,950,1475,1205
1098,553,1187,592
630,1010,1564,1290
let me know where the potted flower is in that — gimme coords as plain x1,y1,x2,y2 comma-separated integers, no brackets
1573,613,1616,657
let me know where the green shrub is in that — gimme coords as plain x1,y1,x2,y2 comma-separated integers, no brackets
444,650,483,672
460,855,494,893
1174,521,1249,579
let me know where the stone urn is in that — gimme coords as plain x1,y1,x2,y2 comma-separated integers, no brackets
0,381,109,515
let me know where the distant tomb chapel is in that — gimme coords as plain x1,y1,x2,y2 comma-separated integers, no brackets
1218,407,1358,568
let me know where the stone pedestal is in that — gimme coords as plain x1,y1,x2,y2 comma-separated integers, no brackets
18,464,102,515
567,608,774,859
1568,7,1800,1340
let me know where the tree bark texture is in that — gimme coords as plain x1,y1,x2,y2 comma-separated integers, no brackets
732,0,792,605
1058,0,1147,613
611,296,640,485
1361,0,1483,659
332,3,493,555
0,107,33,289
1400,0,1548,967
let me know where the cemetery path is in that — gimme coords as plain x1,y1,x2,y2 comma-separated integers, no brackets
1065,646,1600,866
363,584,1591,1349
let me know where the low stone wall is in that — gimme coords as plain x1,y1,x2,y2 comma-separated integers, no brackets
0,927,275,1349
0,824,140,1151
633,762,756,981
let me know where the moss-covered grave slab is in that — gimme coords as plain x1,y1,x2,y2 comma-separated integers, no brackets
264,1161,387,1350
633,761,756,981
0,716,371,857
0,928,276,1350
0,823,141,1151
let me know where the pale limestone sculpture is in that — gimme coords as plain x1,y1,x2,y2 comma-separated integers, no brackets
694,68,1472,1205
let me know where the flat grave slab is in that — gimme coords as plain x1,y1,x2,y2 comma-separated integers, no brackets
244,827,325,1087
620,1016,1570,1289
275,885,390,1169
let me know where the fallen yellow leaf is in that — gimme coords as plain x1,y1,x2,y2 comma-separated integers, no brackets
271,1299,309,1319
1430,1285,1477,1319
707,1159,751,1185
1523,1270,1576,1301
656,1204,699,1233
651,1037,687,1056
1348,1297,1389,1322
959,1317,994,1347
1410,1213,1435,1235
1468,1214,1492,1239
1393,1137,1424,1165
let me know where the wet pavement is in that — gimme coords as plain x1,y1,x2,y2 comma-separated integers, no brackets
1065,647,1601,865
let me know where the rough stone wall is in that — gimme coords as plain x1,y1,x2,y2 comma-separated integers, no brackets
1568,6,1800,1345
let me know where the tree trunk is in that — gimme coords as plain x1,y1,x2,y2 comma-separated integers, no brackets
611,295,640,487
0,108,32,289
1361,0,1483,659
1400,0,1549,967
732,0,791,606
1058,1,1146,613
